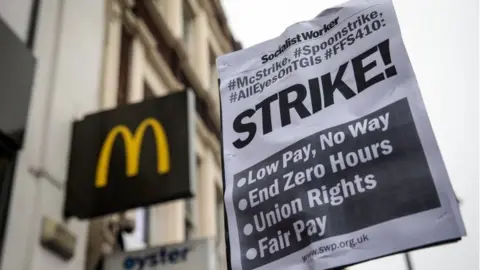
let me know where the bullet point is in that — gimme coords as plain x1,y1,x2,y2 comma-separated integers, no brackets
237,177,246,188
238,199,248,211
243,224,253,235
246,248,257,260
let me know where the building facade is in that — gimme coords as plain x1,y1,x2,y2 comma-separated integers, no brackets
0,0,239,269
86,0,240,269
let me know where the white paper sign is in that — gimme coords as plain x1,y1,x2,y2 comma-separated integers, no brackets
216,0,466,269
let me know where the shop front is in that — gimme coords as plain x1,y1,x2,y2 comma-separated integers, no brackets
0,14,36,263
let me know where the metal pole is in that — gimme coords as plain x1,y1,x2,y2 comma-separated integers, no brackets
404,252,414,270
26,0,41,50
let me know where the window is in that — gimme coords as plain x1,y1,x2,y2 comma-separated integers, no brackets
134,0,176,67
182,0,195,45
117,25,133,105
123,209,148,250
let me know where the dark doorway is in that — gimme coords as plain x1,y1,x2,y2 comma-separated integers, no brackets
0,151,16,264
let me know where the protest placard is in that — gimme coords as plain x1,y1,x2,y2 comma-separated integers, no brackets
217,0,466,269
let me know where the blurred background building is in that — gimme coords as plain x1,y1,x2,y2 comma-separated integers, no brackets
87,0,241,269
0,0,240,270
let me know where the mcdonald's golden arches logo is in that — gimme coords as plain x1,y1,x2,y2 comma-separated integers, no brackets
95,117,170,188
66,90,194,219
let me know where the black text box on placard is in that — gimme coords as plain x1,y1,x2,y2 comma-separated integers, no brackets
232,98,440,269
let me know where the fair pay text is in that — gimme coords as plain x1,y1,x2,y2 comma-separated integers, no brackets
258,215,327,259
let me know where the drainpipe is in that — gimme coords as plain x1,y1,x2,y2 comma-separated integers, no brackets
26,0,41,50
22,0,68,270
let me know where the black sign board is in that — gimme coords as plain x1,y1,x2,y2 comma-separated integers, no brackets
0,17,36,149
65,91,196,219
